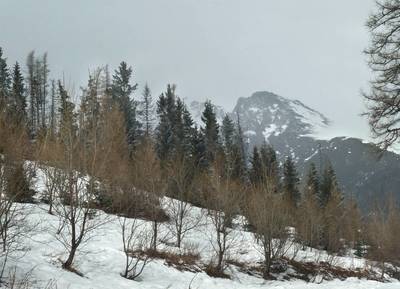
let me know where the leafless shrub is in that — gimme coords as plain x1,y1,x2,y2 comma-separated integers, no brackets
0,115,35,281
164,157,204,248
131,137,166,251
119,215,153,280
203,157,242,276
247,178,292,279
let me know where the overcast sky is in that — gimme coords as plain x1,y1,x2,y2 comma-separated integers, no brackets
0,0,375,139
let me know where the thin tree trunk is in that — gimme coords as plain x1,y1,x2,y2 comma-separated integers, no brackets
63,245,77,269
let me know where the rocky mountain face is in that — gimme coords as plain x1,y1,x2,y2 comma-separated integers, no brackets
189,91,400,209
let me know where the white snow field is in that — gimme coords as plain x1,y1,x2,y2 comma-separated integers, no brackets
2,167,398,289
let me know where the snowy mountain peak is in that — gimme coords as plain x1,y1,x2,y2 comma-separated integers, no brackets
233,91,330,141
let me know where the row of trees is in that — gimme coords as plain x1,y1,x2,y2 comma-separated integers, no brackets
0,47,399,281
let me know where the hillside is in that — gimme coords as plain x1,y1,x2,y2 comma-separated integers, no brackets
1,166,398,289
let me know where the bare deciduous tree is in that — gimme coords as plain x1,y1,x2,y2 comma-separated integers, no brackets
364,0,400,150
119,213,153,280
366,197,400,278
131,137,166,251
0,114,35,280
204,157,241,275
247,178,292,279
296,185,323,250
165,157,203,248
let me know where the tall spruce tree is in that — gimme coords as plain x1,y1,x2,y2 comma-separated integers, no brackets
192,125,207,170
221,115,235,153
181,102,195,159
221,115,235,174
283,156,300,207
320,162,339,207
10,62,26,125
139,83,155,137
156,84,176,161
305,162,319,199
231,114,247,181
201,100,219,167
250,146,263,184
260,142,279,184
174,97,186,153
111,61,139,151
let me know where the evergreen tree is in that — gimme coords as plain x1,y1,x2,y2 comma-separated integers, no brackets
231,115,247,179
260,142,279,183
221,115,235,154
111,61,139,151
192,125,207,170
320,162,339,207
155,85,194,163
231,114,247,181
10,62,26,125
201,100,219,166
139,83,155,137
249,146,263,184
58,81,77,145
0,47,11,113
221,115,235,175
283,156,300,207
305,162,319,199
174,97,185,153
180,102,195,159
6,162,35,203
156,84,176,161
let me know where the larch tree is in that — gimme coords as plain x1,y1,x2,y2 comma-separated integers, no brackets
297,163,322,248
364,0,400,150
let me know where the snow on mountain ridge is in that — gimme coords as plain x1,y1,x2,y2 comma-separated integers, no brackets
189,91,331,141
232,91,331,142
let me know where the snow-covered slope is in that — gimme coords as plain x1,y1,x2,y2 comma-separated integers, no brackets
12,203,398,289
3,167,399,289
